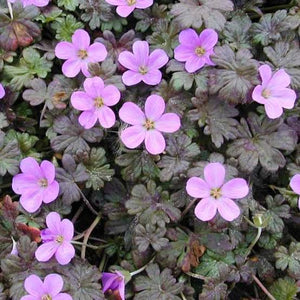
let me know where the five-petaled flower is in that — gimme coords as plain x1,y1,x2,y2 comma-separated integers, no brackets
290,174,300,210
55,29,107,78
9,0,49,7
252,64,296,119
0,83,5,99
12,157,59,213
102,271,125,300
35,212,75,265
118,41,168,86
105,0,153,17
174,28,218,73
71,76,121,129
186,162,249,221
119,94,181,155
21,273,72,300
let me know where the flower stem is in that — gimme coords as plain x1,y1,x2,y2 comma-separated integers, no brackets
130,256,155,276
99,253,107,272
246,225,262,257
6,0,13,19
71,240,99,249
81,213,101,259
252,274,276,300
180,292,187,300
184,271,206,281
181,198,198,219
78,188,98,216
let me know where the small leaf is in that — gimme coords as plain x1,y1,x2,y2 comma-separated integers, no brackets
269,277,298,300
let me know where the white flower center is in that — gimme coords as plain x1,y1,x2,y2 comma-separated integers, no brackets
144,119,155,130
94,97,104,108
56,235,64,244
195,46,206,57
127,0,136,5
38,178,48,188
139,65,148,75
42,295,52,300
78,49,88,59
210,188,222,199
262,89,271,99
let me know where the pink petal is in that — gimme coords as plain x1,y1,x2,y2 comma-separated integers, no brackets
199,29,218,49
55,242,75,265
46,212,62,233
53,294,73,300
116,4,135,17
55,42,76,60
0,84,5,99
144,95,165,121
136,0,153,8
105,0,123,4
185,56,205,73
174,45,195,62
186,177,210,198
72,29,90,50
122,70,143,86
194,197,217,221
20,190,43,213
179,29,199,46
42,181,59,203
84,76,104,98
142,69,162,85
148,49,169,69
258,64,273,85
132,41,149,66
268,69,291,87
204,162,225,188
20,157,42,178
35,241,58,262
78,110,98,129
118,51,138,71
252,85,267,104
80,62,91,77
71,91,94,111
264,102,283,119
12,174,39,194
97,106,116,128
87,43,107,62
269,88,296,109
102,273,119,293
119,102,145,125
120,125,146,149
102,85,120,106
221,178,249,199
290,174,300,195
62,59,81,78
43,274,63,296
40,160,55,183
60,219,74,241
24,275,43,296
20,296,39,300
155,113,181,133
217,197,240,221
144,130,165,155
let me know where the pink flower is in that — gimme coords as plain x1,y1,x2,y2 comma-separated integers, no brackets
118,41,168,86
12,157,59,213
186,162,249,222
55,29,107,78
290,174,300,210
35,212,75,265
71,76,120,129
105,0,153,17
102,271,125,300
119,94,181,155
9,0,49,7
252,65,296,119
21,274,72,300
0,84,5,99
174,28,218,73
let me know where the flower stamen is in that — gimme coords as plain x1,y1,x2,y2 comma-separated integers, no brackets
195,46,206,57
94,97,104,108
210,188,222,199
139,66,148,75
262,89,271,99
42,295,52,300
127,0,136,5
56,235,64,244
78,49,88,59
144,119,155,130
38,178,48,188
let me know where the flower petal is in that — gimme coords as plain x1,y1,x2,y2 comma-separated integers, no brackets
142,69,162,85
119,102,145,125
40,160,55,183
60,219,74,241
204,162,225,188
24,274,43,297
46,212,61,233
268,69,291,87
144,130,165,155
148,49,168,69
0,84,5,99
290,174,300,195
83,76,104,98
102,85,120,106
88,42,107,62
53,294,73,300
62,59,81,78
55,42,76,60
97,106,116,128
194,197,217,221
186,177,210,198
132,41,149,66
258,64,272,85
72,29,90,50
270,88,296,109
102,273,118,293
185,56,205,73
145,95,165,121
42,181,59,203
35,241,58,262
20,190,43,213
217,197,240,221
179,29,199,46
174,45,195,62
199,29,218,49
264,102,283,119
252,85,266,104
55,242,75,265
221,178,249,199
12,174,39,194
120,125,146,149
20,157,42,178
78,110,98,129
71,91,94,111
20,296,39,300
44,274,63,297
135,0,153,8
118,51,138,71
155,113,181,133
122,70,143,86
116,4,135,17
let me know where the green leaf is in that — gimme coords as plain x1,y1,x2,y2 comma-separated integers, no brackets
57,0,79,11
269,278,298,300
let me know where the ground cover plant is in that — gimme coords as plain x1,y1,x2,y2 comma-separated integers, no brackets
0,0,299,299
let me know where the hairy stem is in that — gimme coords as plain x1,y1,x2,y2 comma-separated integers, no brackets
130,256,156,276
78,188,98,216
252,274,276,300
184,271,206,281
181,198,198,219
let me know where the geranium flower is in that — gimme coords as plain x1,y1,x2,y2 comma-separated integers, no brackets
55,29,107,78
119,94,181,155
0,83,5,99
9,0,49,7
252,65,296,119
290,174,300,209
118,41,168,86
186,162,249,221
35,212,75,265
102,271,125,300
12,157,59,213
21,274,72,300
105,0,153,17
71,76,120,129
174,28,218,73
